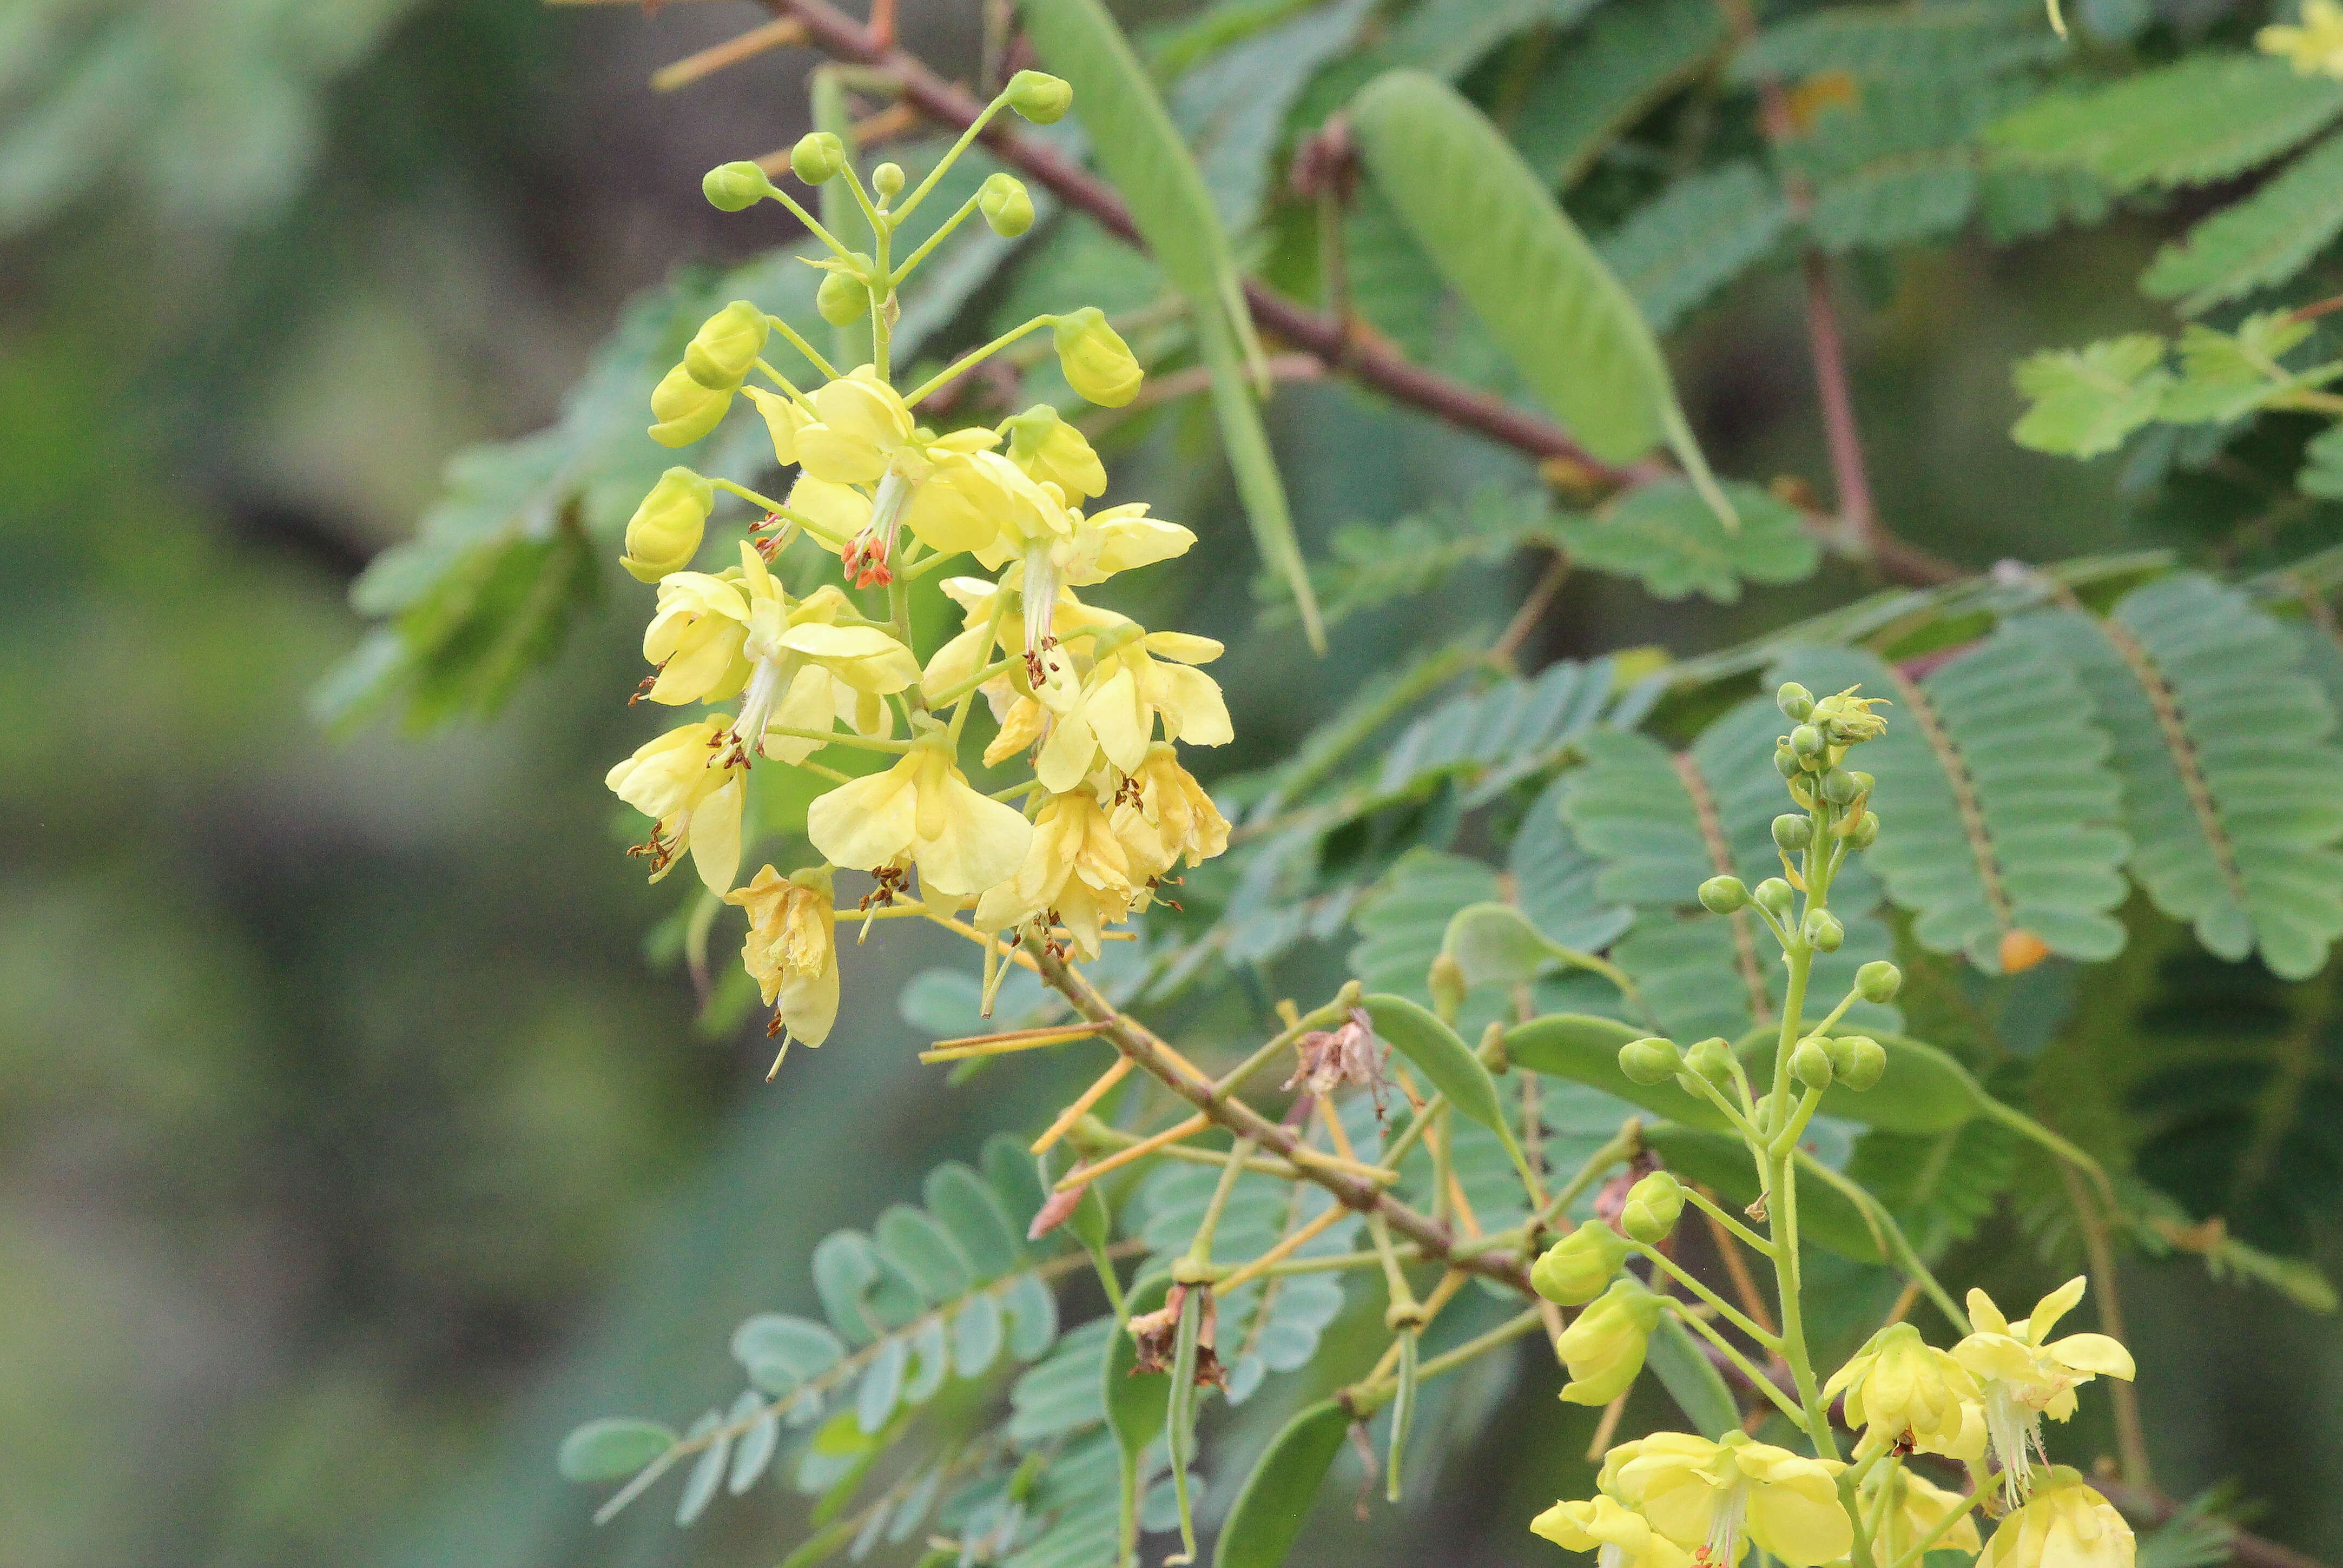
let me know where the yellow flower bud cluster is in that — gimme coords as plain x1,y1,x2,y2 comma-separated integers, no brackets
602,213,1226,1058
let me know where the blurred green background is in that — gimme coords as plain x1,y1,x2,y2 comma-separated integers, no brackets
3,3,2337,1566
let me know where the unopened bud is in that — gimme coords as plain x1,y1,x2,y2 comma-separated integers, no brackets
1684,1037,1734,1084
1001,404,1108,499
1618,1037,1684,1086
1854,960,1902,1003
1848,810,1880,848
1753,878,1795,920
684,300,770,392
1698,875,1748,914
648,362,734,447
1052,306,1143,407
1820,768,1862,806
1428,952,1467,1022
1804,908,1844,952
978,171,1034,236
1831,1036,1887,1091
1620,1172,1685,1244
789,131,847,186
1790,723,1825,759
1777,682,1816,722
620,467,714,583
1006,69,1074,123
1772,813,1813,853
703,160,777,211
1791,1037,1834,1090
1530,1221,1629,1306
817,269,870,327
1774,745,1802,780
872,162,906,201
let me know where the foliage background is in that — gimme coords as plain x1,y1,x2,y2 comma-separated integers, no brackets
2,1,2339,1566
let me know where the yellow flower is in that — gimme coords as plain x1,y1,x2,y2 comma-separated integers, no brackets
1952,1278,2135,1507
1823,1322,1981,1458
974,788,1135,957
1530,1219,1630,1307
621,467,714,581
744,385,812,464
648,363,732,447
806,733,1034,898
973,484,1196,672
645,303,769,447
1000,403,1108,500
729,864,840,1049
2260,0,2343,75
787,367,1001,583
1533,1496,1692,1568
1976,1472,2133,1568
1862,1467,1981,1564
1111,743,1230,895
1556,1279,1663,1406
605,717,745,895
1602,1432,1850,1568
639,567,754,705
1053,306,1144,407
1034,626,1230,793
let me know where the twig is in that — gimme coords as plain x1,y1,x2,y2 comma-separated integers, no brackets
2058,1162,2154,1490
1801,252,1882,557
1494,550,1571,665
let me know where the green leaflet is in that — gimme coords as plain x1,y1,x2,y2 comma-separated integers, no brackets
2010,333,2172,458
1360,993,1532,1181
558,1418,677,1481
1379,0,1602,81
1020,0,1324,650
1730,2,2059,85
1734,1029,1985,1135
1510,0,1728,190
1595,163,1791,334
1503,1013,1734,1131
1777,82,2022,254
1772,628,2133,971
1644,1315,1740,1438
1213,1400,1351,1568
1259,487,1565,630
1347,69,1731,521
1987,54,2343,192
2024,577,2343,980
1558,479,1820,603
2142,129,2343,314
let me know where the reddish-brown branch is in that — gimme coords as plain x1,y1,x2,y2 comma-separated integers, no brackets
1803,253,1882,555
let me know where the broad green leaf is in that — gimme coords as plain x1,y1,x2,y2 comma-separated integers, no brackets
1020,0,1324,648
558,1417,677,1481
2010,333,2170,458
925,1161,1026,1278
1733,1029,1985,1135
1645,1316,1739,1438
1987,55,2343,191
1442,902,1562,990
2143,130,2343,314
1347,69,1731,521
1214,1400,1352,1568
876,1203,974,1301
1503,1013,1733,1131
1559,480,1819,603
734,1313,848,1394
1360,993,1527,1174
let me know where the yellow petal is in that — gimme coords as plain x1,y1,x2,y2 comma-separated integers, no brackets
778,941,841,1046
778,623,920,692
1967,1287,2011,1338
688,772,745,895
1153,661,1233,747
1086,514,1195,576
1085,665,1152,773
1036,704,1099,794
761,665,839,764
2024,1277,2089,1344
742,385,810,465
807,760,920,870
2044,1333,2134,1380
813,367,913,450
914,771,1034,896
795,425,888,486
788,473,875,545
1141,630,1224,665
1747,1476,1853,1567
906,466,1007,555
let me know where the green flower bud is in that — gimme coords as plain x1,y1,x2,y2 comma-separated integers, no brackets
1772,813,1813,853
648,362,734,447
1530,1220,1629,1307
1698,875,1749,914
1777,682,1816,722
1618,1036,1685,1086
978,171,1034,237
1854,960,1902,1003
1804,908,1845,952
1831,1035,1887,1091
1052,306,1143,407
1791,1037,1835,1090
790,131,847,186
1820,768,1862,806
703,160,777,211
1846,770,1876,799
817,269,870,327
1753,878,1795,920
1556,1279,1664,1405
1774,745,1802,780
684,300,770,392
1428,952,1467,1023
1620,1171,1685,1244
1684,1036,1734,1084
872,161,906,200
1847,810,1880,849
1005,69,1074,124
1790,723,1825,759
620,466,714,583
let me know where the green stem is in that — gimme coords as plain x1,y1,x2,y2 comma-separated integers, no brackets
1638,1244,1784,1348
1377,1088,1448,1172
893,95,1009,223
763,725,914,755
1537,1123,1641,1228
759,184,857,265
890,190,986,285
752,358,816,408
763,315,841,383
1343,1309,1544,1417
1181,1137,1255,1274
709,480,853,545
903,316,1054,406
1682,1186,1778,1258
1664,1300,1805,1424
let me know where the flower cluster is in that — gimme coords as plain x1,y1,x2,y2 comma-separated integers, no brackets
605,75,1230,1066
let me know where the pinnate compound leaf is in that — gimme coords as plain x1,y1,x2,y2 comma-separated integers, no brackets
1731,2,2058,84
1987,55,2343,191
2010,334,2171,458
1348,69,1728,512
1559,480,1820,603
677,1410,730,1525
1169,0,1372,234
734,1313,848,1395
1213,1400,1352,1568
2301,424,2343,498
1511,0,1727,189
2160,314,2343,425
558,1418,677,1482
2142,130,2343,314
1595,163,1791,333
1020,0,1323,647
